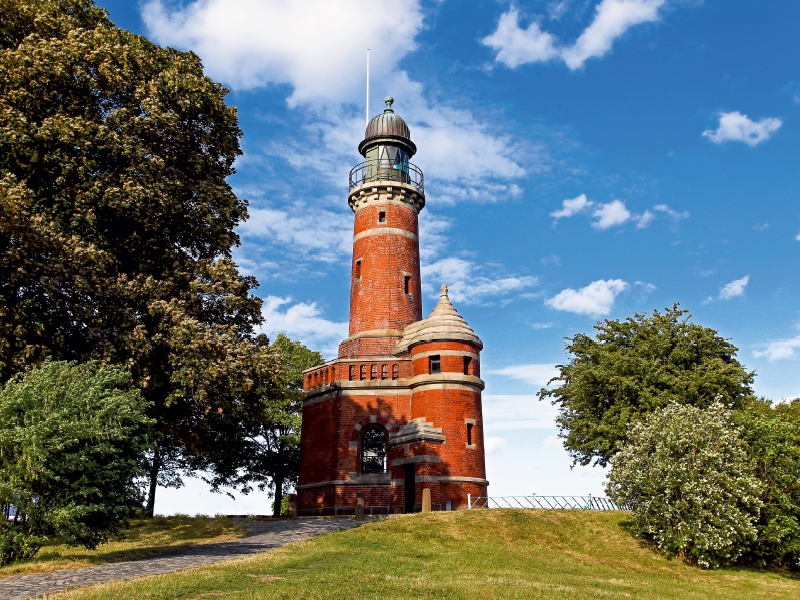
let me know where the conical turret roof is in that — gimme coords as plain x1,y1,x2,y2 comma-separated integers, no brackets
395,285,483,353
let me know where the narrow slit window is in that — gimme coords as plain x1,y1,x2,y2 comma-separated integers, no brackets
467,422,474,446
463,356,472,375
378,211,386,223
429,355,441,374
404,275,411,294
354,260,362,280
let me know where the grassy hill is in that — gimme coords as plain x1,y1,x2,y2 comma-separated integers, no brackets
60,510,799,599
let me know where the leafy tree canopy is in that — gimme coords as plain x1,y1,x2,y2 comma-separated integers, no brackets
736,399,800,568
540,304,755,467
606,402,762,569
197,334,324,517
0,361,152,565
0,0,280,513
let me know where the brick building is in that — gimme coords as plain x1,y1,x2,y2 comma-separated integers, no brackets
297,97,488,515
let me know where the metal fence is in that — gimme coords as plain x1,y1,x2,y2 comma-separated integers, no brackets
349,160,424,193
467,494,628,511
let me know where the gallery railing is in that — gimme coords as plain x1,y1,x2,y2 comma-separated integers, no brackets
349,160,424,194
467,494,628,511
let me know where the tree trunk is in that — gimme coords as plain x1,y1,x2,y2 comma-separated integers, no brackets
273,476,285,517
146,445,161,518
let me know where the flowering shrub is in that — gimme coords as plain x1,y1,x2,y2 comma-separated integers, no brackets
606,402,762,568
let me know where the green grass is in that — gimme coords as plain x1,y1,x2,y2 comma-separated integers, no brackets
0,516,246,578
55,510,799,599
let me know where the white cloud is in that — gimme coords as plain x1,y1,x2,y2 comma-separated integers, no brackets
422,257,537,305
482,394,559,430
142,0,423,103
259,296,348,359
636,209,655,228
531,322,555,329
552,196,687,230
719,275,749,300
753,336,800,362
634,281,656,293
482,7,559,68
142,1,528,205
551,193,592,222
561,0,666,69
418,212,452,262
484,437,507,454
653,203,690,220
591,199,631,229
795,231,800,241
238,206,352,263
703,111,783,147
487,364,559,387
545,279,629,315
483,0,667,70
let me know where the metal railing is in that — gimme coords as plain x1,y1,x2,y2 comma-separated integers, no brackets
349,160,424,193
467,494,628,511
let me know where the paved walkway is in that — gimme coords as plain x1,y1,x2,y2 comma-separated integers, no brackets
0,518,362,600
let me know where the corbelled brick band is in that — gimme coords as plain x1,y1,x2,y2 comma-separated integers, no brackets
298,100,487,516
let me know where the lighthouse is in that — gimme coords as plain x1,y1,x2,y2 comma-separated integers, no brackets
297,97,488,515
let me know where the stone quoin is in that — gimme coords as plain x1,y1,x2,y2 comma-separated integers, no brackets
297,97,488,515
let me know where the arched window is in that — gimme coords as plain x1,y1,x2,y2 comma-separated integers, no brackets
360,365,367,380
371,365,378,379
392,364,399,380
349,365,356,381
381,364,388,379
361,426,388,474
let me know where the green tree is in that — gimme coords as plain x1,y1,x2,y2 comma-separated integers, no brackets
199,334,323,517
0,361,152,565
736,399,800,568
606,402,762,569
539,305,754,466
0,0,278,514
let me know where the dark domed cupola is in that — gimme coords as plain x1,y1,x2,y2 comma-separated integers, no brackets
359,96,416,157
352,97,422,191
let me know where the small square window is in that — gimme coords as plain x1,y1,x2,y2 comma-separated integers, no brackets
429,355,441,374
378,211,386,223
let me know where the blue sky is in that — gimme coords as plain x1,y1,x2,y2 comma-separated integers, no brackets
98,1,800,513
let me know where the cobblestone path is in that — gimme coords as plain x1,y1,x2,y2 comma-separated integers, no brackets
0,518,362,599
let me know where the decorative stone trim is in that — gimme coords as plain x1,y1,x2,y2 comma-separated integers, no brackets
390,417,445,445
436,476,489,486
340,329,405,343
297,474,392,490
353,227,418,243
348,181,425,213
413,349,479,360
391,455,442,466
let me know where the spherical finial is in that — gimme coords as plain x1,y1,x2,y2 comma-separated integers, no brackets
440,284,448,297
384,96,394,112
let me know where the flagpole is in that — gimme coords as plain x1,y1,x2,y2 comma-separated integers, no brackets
366,49,370,128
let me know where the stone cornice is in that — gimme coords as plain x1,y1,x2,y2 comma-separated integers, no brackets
348,181,425,213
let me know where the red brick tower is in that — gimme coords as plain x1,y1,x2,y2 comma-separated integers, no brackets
297,97,487,515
